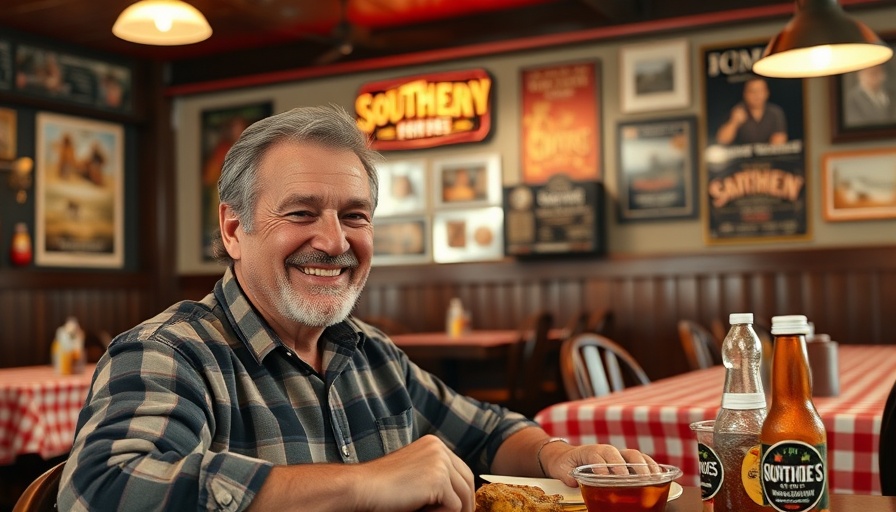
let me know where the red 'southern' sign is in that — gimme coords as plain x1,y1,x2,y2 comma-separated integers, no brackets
355,69,493,150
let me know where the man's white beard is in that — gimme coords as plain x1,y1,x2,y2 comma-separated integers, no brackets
275,273,365,327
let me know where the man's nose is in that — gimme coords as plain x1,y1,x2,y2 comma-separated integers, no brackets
310,213,350,256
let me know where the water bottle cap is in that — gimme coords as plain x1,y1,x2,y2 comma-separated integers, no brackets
729,313,753,324
771,315,810,335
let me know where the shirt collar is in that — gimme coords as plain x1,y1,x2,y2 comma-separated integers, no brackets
214,266,366,365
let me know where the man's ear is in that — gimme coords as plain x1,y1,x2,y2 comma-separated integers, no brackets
219,203,242,260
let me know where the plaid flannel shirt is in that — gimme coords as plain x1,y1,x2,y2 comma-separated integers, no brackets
58,267,534,511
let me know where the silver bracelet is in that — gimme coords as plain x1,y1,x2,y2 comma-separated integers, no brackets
536,437,569,477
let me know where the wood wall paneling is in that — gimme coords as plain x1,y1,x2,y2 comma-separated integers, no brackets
344,245,896,380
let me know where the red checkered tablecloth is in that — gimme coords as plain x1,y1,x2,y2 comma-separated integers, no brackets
534,345,896,495
0,364,95,465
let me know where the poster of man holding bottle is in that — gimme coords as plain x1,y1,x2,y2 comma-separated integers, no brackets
701,41,810,244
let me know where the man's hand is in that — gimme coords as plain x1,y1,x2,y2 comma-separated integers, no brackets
728,105,748,127
354,435,475,512
541,442,658,487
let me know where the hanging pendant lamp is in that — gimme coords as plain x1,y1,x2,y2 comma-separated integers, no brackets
113,0,212,46
753,0,892,78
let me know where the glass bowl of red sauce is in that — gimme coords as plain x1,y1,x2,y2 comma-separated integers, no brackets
570,463,682,512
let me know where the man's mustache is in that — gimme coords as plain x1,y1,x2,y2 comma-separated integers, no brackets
286,251,359,268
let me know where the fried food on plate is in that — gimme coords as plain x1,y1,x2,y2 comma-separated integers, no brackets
474,482,564,512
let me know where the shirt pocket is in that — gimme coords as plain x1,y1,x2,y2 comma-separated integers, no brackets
375,407,414,454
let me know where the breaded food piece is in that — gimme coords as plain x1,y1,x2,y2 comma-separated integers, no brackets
475,482,564,512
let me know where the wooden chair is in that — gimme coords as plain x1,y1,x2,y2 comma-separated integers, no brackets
560,332,650,400
565,309,615,338
678,320,723,371
468,310,558,417
12,460,65,512
881,377,896,496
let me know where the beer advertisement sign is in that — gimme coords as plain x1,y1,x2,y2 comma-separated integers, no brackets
507,60,604,256
520,60,601,184
355,68,493,150
701,41,809,244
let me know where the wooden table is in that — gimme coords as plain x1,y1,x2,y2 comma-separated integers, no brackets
0,364,95,465
391,330,526,361
391,329,566,398
535,344,896,495
667,486,896,511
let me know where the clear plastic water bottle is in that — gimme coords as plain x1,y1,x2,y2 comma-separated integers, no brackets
713,312,767,512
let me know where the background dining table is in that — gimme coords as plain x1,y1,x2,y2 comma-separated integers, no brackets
535,344,896,495
667,486,896,511
0,364,95,466
390,328,567,393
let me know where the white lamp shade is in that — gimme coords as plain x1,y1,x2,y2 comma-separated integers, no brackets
753,0,893,78
113,0,212,46
753,43,892,78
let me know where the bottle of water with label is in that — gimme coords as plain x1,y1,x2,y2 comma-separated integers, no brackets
713,312,767,512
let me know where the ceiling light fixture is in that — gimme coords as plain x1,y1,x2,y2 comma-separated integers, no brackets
112,0,212,46
753,0,892,78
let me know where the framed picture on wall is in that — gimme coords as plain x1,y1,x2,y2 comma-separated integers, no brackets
432,153,502,208
822,148,896,221
372,216,430,266
0,107,16,160
616,116,698,222
701,40,809,244
619,39,691,114
35,112,124,268
14,43,133,114
199,102,272,261
374,159,428,217
432,207,504,263
520,60,601,183
830,34,896,143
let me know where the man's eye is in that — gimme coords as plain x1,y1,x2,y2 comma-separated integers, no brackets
288,210,312,218
345,213,371,222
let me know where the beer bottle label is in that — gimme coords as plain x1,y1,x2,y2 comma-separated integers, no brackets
741,444,764,505
697,442,723,500
760,441,828,512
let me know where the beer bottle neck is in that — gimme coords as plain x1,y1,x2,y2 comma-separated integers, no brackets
771,334,812,404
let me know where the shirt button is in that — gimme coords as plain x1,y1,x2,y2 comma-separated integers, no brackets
285,351,292,357
342,445,350,457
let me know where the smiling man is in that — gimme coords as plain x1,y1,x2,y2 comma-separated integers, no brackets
58,106,654,512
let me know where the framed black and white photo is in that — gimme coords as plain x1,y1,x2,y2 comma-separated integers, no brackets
830,34,896,143
620,39,691,114
616,116,698,222
432,153,501,208
374,159,428,217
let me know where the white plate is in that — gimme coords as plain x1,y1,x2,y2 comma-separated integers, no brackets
479,475,683,504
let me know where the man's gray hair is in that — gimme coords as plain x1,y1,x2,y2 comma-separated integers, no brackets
212,105,380,262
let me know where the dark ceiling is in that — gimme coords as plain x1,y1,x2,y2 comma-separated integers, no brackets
0,0,888,87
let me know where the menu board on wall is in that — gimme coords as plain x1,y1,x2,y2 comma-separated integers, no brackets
702,42,809,244
520,60,601,183
504,176,605,256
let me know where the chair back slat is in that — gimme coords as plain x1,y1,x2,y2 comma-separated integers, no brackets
678,320,723,371
561,333,650,399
